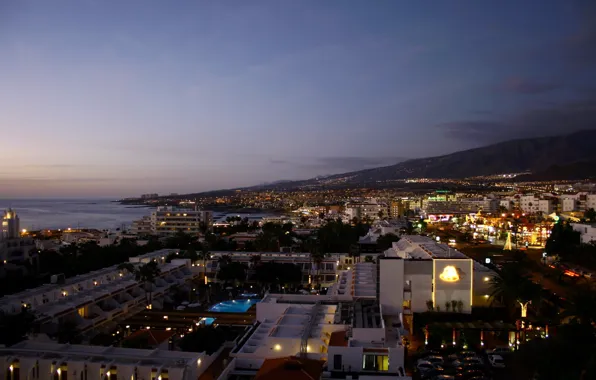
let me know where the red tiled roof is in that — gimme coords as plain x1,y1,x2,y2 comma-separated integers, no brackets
255,356,324,380
329,331,348,347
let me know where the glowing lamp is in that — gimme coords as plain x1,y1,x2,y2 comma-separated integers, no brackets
439,266,460,282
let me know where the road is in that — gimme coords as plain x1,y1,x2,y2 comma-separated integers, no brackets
456,243,575,299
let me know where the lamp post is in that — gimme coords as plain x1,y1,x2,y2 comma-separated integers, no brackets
518,300,531,318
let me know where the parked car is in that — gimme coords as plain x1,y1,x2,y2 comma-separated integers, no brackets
421,369,449,380
420,356,445,366
486,346,511,355
455,370,485,380
488,354,505,368
448,351,477,361
417,361,444,374
452,356,484,367
455,363,486,374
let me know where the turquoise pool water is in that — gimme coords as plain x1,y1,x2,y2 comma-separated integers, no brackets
203,299,259,325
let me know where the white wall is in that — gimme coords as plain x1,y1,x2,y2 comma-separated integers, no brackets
433,259,473,314
572,223,596,244
379,259,404,315
352,327,385,344
327,346,364,372
256,302,290,322
389,346,406,373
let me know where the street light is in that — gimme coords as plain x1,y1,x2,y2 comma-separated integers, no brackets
519,300,531,318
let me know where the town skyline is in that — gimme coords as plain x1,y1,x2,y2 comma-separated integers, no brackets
2,0,596,197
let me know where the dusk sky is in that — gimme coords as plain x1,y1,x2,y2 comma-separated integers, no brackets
2,0,596,198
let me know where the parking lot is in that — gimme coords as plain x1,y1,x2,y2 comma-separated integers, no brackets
410,346,514,380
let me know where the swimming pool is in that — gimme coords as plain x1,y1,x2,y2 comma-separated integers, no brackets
202,299,260,325
209,299,260,312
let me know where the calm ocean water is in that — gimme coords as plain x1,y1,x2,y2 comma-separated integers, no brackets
0,199,153,230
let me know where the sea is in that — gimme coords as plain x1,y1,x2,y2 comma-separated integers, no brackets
0,199,152,231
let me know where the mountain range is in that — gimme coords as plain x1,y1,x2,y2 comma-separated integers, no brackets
245,130,596,190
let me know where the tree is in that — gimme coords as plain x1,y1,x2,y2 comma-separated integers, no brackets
199,243,210,269
511,323,596,380
364,255,375,263
560,285,596,325
117,262,136,275
249,254,262,268
377,233,400,251
0,308,35,346
165,230,197,249
56,320,82,344
254,262,302,290
349,244,360,264
585,208,596,222
545,221,581,257
489,264,541,318
216,255,232,281
426,300,434,312
179,326,227,354
218,262,247,285
131,261,161,306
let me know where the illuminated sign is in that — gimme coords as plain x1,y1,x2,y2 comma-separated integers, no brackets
439,266,460,282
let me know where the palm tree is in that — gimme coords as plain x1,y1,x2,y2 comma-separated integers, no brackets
489,265,540,318
117,262,135,275
248,254,261,282
307,241,324,288
560,285,596,325
249,254,262,268
198,244,210,275
118,261,161,306
216,255,232,281
349,244,360,264
184,248,199,263
138,261,161,306
311,251,325,289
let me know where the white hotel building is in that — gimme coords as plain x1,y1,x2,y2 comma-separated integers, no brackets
131,207,213,237
380,236,496,317
1,238,496,380
0,249,196,335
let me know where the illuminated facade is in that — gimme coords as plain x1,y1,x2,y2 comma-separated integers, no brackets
130,207,213,237
1,209,35,263
1,208,20,240
378,236,495,316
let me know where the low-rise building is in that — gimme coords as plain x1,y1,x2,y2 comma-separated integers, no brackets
219,291,409,380
379,236,496,318
0,249,197,336
345,199,386,221
131,216,152,236
572,223,596,244
206,251,340,286
0,341,205,380
519,196,554,214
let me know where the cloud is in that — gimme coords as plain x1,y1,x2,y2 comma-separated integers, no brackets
561,1,596,68
438,98,596,143
501,77,560,94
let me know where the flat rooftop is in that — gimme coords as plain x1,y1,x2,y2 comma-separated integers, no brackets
352,300,382,329
1,342,201,367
